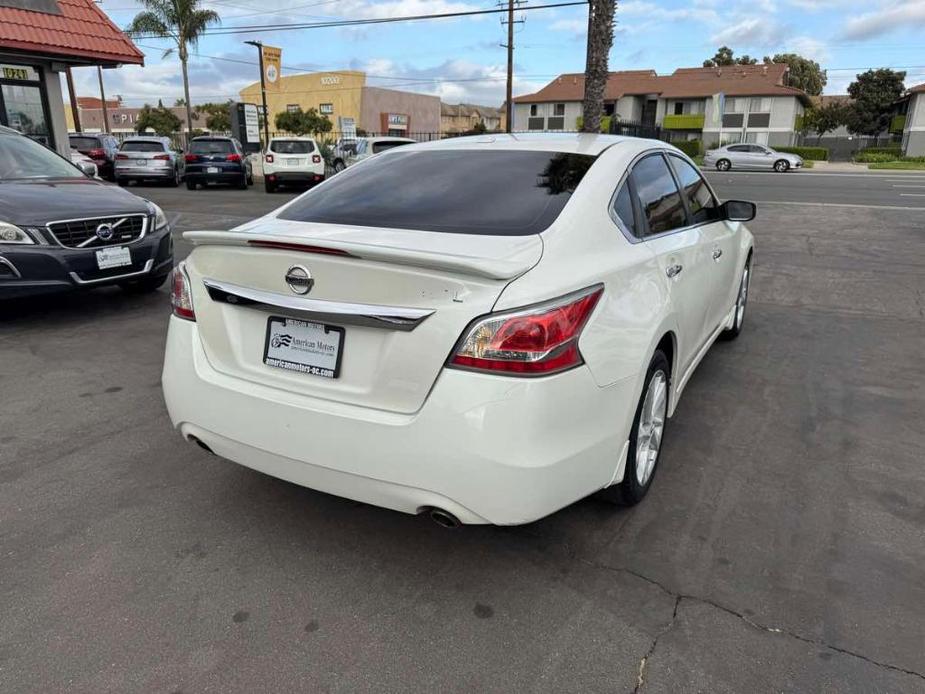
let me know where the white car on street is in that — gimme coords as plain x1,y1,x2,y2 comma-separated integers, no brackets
331,136,415,172
263,136,325,193
163,134,755,526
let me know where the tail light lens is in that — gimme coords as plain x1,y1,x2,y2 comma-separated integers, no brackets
184,153,198,163
448,285,603,376
312,154,322,163
115,153,128,160
170,262,195,321
88,148,106,159
153,154,170,160
265,154,274,163
226,153,242,162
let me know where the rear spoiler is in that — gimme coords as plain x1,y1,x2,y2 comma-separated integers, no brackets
183,230,543,281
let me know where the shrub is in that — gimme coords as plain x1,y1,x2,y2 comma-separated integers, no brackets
862,146,902,156
854,151,897,163
673,139,702,158
775,146,828,161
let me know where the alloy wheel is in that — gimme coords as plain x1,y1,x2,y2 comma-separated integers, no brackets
717,160,730,171
775,160,789,173
735,263,750,329
635,369,668,486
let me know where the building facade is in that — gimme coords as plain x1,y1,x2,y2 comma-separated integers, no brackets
898,84,925,157
239,71,441,135
0,0,143,155
64,98,209,134
512,64,811,147
440,102,503,133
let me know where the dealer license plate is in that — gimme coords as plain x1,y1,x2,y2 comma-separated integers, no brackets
96,246,131,270
263,317,344,379
135,159,148,166
207,166,219,174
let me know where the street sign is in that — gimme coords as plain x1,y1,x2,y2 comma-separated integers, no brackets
338,116,357,141
231,102,262,153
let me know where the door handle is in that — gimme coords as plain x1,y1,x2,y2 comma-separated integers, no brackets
712,248,723,260
666,264,683,278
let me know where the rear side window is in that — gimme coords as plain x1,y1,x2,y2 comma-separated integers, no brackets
271,140,315,154
669,155,719,225
278,149,596,235
372,141,411,154
728,145,749,153
630,154,687,235
121,141,166,152
190,139,233,154
69,136,100,150
612,184,637,236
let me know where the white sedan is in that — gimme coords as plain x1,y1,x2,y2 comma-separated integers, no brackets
163,134,755,526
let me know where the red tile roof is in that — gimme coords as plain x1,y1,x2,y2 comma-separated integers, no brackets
909,83,925,94
514,64,811,105
0,0,144,66
76,96,122,109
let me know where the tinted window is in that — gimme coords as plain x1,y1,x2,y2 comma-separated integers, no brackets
121,141,166,152
669,155,719,225
69,136,101,150
630,154,687,235
612,183,637,236
271,140,315,154
727,145,749,153
372,141,411,154
0,133,83,180
190,139,233,154
279,149,596,235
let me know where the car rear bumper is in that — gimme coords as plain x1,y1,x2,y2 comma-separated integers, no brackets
265,171,325,183
186,169,246,184
0,225,173,300
115,164,175,178
162,317,636,525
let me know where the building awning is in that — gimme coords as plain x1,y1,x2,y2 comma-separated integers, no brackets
0,0,144,67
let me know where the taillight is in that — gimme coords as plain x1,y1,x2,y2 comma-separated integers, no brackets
265,154,274,163
448,285,603,375
312,154,322,163
170,262,195,321
115,153,128,160
88,148,105,159
153,154,170,160
184,153,197,163
226,153,242,162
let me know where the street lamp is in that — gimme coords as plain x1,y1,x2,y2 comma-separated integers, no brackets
244,40,270,146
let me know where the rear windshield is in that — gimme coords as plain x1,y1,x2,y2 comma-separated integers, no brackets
121,141,166,152
190,139,233,154
69,136,101,150
271,140,314,154
278,149,596,235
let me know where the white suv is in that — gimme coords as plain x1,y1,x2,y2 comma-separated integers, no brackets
263,137,325,193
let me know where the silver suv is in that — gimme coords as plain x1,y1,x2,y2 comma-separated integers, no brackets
115,136,185,187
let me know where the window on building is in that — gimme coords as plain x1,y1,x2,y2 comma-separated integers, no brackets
546,116,565,130
749,97,771,113
527,117,545,131
603,103,615,116
286,104,300,114
529,104,538,116
723,97,745,114
674,102,684,115
553,103,565,116
319,103,334,114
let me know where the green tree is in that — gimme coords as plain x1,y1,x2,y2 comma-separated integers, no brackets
126,0,220,136
763,53,826,96
274,107,333,136
135,101,182,135
581,0,616,133
703,46,758,68
803,101,848,136
197,101,232,131
845,69,906,135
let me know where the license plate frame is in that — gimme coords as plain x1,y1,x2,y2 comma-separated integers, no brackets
95,246,132,270
263,316,345,379
206,166,220,174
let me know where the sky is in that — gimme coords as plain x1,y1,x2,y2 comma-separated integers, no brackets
67,0,925,108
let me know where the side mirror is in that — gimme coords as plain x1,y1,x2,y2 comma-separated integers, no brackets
721,200,756,222
77,161,97,177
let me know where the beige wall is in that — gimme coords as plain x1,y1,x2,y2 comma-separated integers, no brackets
360,86,440,134
240,71,366,131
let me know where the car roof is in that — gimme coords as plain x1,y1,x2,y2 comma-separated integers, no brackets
192,135,233,141
271,135,316,141
406,132,670,157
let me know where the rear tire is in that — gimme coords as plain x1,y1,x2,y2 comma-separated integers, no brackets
264,180,276,193
236,172,248,189
597,350,671,506
333,159,346,173
167,167,180,187
716,159,731,172
186,180,197,190
116,178,127,186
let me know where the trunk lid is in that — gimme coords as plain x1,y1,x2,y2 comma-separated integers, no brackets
183,220,543,414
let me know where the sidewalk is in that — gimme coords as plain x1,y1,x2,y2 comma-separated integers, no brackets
805,161,925,174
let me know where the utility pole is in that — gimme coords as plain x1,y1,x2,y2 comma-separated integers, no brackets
97,66,110,133
500,0,525,133
65,67,81,132
245,40,270,146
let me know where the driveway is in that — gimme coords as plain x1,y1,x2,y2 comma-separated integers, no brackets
1,181,923,692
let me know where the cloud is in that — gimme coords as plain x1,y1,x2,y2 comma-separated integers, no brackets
549,19,586,34
840,1,925,40
710,17,789,48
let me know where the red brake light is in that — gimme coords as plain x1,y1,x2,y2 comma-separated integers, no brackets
312,154,322,163
226,153,242,162
170,263,195,321
153,154,170,160
449,286,603,375
88,148,105,159
265,154,274,163
246,240,356,257
184,153,197,163
115,153,129,160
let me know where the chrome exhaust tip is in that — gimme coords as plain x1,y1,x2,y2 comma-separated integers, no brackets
429,508,461,529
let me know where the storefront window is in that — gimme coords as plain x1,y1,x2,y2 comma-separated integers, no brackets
0,64,52,148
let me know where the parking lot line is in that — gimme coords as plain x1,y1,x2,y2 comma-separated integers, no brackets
751,200,925,211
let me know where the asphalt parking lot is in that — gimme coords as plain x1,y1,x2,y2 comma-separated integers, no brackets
2,178,924,692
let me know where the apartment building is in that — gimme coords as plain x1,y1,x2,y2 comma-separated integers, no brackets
512,64,812,147
896,84,925,157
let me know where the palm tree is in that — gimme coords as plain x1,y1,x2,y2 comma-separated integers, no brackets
581,0,616,133
126,0,220,137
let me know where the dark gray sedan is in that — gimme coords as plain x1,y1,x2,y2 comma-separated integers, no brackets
704,143,804,172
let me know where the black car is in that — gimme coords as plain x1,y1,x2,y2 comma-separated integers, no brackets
0,126,173,300
184,136,253,190
68,132,120,180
